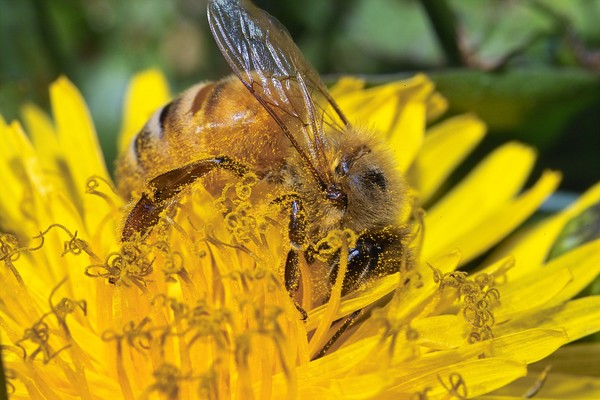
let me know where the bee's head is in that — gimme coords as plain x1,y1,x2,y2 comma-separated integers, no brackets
327,127,406,233
284,127,407,237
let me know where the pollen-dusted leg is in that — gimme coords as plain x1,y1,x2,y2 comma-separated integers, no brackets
283,197,308,320
122,156,248,241
328,227,407,296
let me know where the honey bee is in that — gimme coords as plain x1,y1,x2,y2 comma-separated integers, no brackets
117,0,412,305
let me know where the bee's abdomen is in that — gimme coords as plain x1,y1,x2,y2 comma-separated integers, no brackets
115,77,287,199
115,82,217,198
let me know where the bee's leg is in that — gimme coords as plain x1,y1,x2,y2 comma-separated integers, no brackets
328,227,406,296
314,228,407,358
312,309,363,359
284,198,308,320
122,155,248,241
285,251,307,320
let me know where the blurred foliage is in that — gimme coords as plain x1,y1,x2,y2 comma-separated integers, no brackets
1,0,599,192
550,202,600,262
549,200,600,340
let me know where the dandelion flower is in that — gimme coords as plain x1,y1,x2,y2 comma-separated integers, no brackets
1,70,600,400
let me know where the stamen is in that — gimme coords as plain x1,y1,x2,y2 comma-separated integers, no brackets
34,224,101,262
9,277,87,369
232,302,294,396
186,305,232,350
432,267,501,344
213,174,269,247
152,240,184,280
313,228,357,262
2,367,16,395
85,242,154,291
411,387,433,399
0,233,21,262
15,319,70,364
102,317,155,354
48,278,87,330
198,369,218,400
235,173,257,200
86,175,118,205
145,363,197,399
438,372,468,399
221,267,281,295
308,230,350,357
0,233,27,284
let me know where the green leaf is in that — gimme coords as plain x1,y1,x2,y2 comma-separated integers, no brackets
430,68,600,147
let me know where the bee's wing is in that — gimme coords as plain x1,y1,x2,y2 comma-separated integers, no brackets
207,0,348,187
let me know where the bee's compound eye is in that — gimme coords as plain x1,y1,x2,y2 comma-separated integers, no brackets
363,169,387,190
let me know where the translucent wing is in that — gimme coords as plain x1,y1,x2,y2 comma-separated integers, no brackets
207,0,349,188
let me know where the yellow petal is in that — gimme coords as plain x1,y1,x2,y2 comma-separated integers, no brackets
51,76,109,185
430,170,560,263
425,92,448,122
328,76,366,98
118,69,170,153
270,337,379,395
0,118,31,230
422,142,543,260
388,100,425,172
488,182,600,276
409,113,486,203
490,240,600,322
489,354,600,400
0,121,84,242
307,272,400,331
50,77,119,240
413,315,470,349
495,268,573,322
336,74,435,117
387,358,527,399
543,239,600,306
512,372,600,399
405,328,565,373
481,342,600,400
488,329,568,364
21,103,60,172
362,90,401,135
495,296,600,343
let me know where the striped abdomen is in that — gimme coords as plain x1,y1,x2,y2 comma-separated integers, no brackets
116,76,289,199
